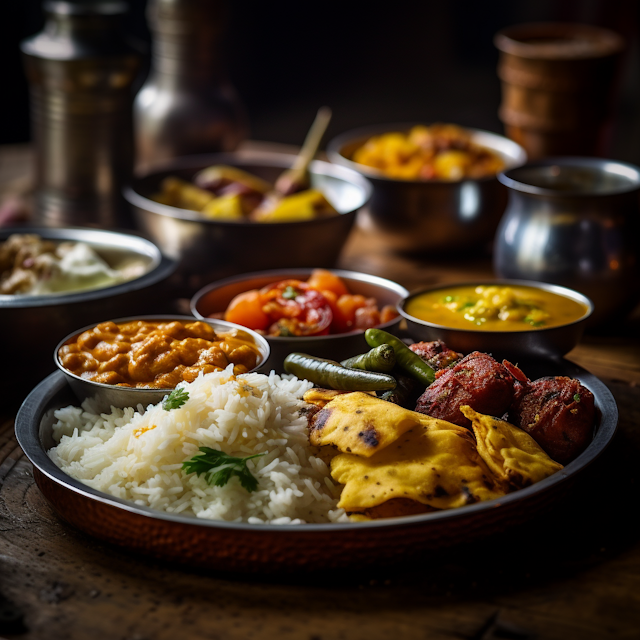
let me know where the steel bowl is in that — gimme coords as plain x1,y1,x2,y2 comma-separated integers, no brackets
327,123,527,254
494,157,640,326
123,150,372,293
190,268,409,373
54,315,270,413
0,227,176,397
398,280,593,360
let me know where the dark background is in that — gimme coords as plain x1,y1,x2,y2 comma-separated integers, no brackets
1,0,639,162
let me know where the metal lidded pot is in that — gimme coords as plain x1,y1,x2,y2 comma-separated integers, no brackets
21,1,143,229
494,157,640,326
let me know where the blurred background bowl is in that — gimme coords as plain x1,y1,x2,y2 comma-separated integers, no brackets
54,315,270,414
398,279,593,360
327,123,526,254
124,149,372,293
191,268,409,373
0,227,176,396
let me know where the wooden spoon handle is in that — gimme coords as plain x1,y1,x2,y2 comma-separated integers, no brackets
275,107,332,195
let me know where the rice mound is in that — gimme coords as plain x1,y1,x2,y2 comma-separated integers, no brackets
49,366,348,525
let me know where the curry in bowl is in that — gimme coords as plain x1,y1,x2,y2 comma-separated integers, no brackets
57,318,264,389
403,284,590,331
351,124,506,181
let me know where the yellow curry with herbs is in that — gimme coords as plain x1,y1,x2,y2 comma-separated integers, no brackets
404,285,589,331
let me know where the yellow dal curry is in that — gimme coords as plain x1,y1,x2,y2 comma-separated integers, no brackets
404,284,589,331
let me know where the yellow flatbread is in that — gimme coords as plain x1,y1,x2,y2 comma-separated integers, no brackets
460,405,563,489
331,422,506,512
309,392,431,457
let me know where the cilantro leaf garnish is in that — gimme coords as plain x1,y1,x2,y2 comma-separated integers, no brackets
573,393,581,403
162,388,189,411
282,285,299,300
182,447,265,492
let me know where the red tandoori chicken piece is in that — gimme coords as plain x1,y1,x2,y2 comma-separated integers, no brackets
508,375,595,464
414,351,515,428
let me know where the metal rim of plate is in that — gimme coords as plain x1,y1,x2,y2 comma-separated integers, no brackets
16,359,617,549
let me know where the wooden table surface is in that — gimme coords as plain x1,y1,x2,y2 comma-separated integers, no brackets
1,144,640,640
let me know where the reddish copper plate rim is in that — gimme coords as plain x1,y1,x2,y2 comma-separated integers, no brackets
16,363,617,534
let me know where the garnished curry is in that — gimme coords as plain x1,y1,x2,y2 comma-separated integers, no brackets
404,284,589,331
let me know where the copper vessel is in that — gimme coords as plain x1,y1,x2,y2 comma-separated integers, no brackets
495,23,625,159
21,1,143,228
15,360,617,573
134,0,247,171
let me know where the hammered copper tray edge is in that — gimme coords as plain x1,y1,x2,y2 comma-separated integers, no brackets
15,363,618,573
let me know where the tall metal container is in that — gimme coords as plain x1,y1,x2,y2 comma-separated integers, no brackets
134,0,247,171
21,1,142,229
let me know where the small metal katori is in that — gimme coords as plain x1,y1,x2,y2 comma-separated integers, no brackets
190,268,409,373
16,357,617,573
398,280,593,361
54,315,270,414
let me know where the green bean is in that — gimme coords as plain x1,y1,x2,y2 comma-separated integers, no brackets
284,353,396,391
364,328,435,386
340,344,396,373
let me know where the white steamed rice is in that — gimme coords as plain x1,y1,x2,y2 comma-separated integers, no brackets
49,366,348,525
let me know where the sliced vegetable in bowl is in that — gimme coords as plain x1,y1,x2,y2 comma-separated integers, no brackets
191,268,409,372
223,269,399,337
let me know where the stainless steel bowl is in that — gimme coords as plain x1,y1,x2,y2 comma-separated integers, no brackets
398,280,593,360
191,268,409,373
327,123,527,253
54,315,270,413
494,157,640,326
123,150,372,293
0,227,176,396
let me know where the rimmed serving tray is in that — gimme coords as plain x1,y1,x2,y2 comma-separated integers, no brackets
15,359,617,573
